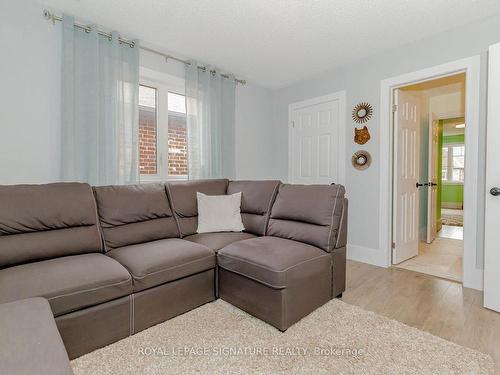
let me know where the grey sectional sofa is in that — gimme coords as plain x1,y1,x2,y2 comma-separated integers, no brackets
0,298,73,375
0,179,347,364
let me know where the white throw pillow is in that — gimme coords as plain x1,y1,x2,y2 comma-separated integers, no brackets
196,192,245,233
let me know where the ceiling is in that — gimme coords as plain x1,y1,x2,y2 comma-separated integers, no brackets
401,73,466,119
443,118,466,136
40,0,500,88
402,73,465,93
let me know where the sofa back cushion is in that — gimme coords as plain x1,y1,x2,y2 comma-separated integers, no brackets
227,180,281,235
267,184,346,252
166,179,229,236
0,183,102,268
93,184,179,250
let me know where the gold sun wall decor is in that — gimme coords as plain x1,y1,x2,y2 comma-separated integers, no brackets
352,102,373,124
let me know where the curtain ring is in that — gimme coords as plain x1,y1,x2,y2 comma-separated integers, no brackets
130,41,135,48
43,10,56,24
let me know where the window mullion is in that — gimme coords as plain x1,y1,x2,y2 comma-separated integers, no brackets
447,146,453,182
158,86,169,180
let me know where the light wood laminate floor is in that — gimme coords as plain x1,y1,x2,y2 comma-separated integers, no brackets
395,237,463,282
341,260,500,373
439,224,464,240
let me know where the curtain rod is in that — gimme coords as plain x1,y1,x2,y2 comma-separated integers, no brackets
43,9,246,85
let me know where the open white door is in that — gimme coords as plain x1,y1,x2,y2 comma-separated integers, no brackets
393,89,421,264
426,115,439,243
484,43,500,312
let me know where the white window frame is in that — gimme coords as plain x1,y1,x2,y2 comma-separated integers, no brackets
139,67,186,182
442,142,465,184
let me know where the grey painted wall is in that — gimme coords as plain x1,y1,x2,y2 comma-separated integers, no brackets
0,1,62,184
272,15,500,267
235,83,277,180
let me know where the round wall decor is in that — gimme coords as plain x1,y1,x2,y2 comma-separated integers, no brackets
352,150,372,170
352,102,373,124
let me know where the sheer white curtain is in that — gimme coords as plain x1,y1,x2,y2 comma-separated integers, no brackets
185,62,236,179
61,14,139,185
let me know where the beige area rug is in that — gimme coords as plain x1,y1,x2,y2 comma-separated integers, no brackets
72,299,494,375
442,209,464,227
442,215,463,227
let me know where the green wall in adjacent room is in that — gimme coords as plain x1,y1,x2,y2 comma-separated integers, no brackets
443,134,465,144
442,184,464,204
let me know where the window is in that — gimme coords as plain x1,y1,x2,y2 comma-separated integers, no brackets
138,74,187,181
442,144,465,183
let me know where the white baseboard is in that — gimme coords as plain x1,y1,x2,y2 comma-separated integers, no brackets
347,244,388,268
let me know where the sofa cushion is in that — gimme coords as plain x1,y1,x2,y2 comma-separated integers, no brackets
107,239,215,292
227,180,280,235
0,254,131,316
196,192,245,233
217,236,331,289
0,298,73,375
267,184,346,252
0,183,102,268
183,232,256,252
93,184,179,250
167,179,229,236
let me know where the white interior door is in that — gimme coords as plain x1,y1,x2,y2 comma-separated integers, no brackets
427,115,439,243
484,42,500,312
393,89,421,264
289,94,344,184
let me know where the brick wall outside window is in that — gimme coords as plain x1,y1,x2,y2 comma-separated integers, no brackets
139,106,157,175
168,113,188,176
139,107,188,176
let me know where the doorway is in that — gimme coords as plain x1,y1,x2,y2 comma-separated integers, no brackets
392,74,466,282
379,56,482,291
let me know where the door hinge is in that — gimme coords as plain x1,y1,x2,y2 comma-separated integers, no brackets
291,121,295,128
392,104,398,113
392,242,396,249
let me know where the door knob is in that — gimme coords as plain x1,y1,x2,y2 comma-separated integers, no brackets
490,187,500,196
